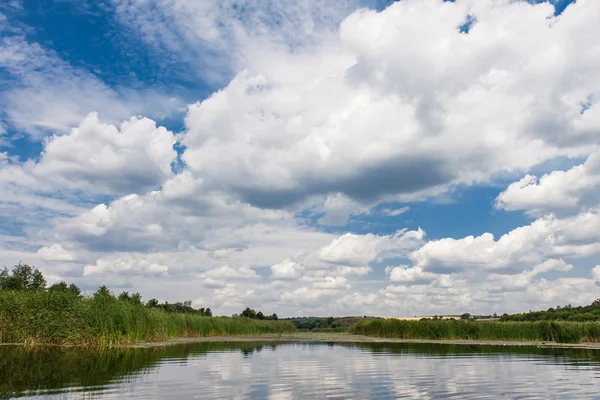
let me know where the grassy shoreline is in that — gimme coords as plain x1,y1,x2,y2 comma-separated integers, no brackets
349,318,600,344
0,291,294,346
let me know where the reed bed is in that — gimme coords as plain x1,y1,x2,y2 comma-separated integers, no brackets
0,291,295,346
349,318,600,344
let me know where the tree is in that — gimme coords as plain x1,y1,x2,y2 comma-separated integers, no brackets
270,313,278,321
0,263,46,291
118,291,131,301
146,298,159,308
256,311,265,320
205,308,212,317
241,307,257,319
460,313,471,320
130,292,142,305
94,285,113,299
48,281,81,296
68,283,82,296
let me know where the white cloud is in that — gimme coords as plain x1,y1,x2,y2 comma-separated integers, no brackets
385,265,437,284
0,35,181,138
31,113,176,195
496,151,600,217
312,276,350,289
486,258,573,291
36,244,75,262
592,265,600,282
271,259,303,280
411,211,600,272
383,207,410,217
177,0,599,209
3,0,600,318
202,265,260,280
318,229,425,267
83,258,169,276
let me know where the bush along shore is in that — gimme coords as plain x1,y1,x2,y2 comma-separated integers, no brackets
349,318,600,344
0,264,295,346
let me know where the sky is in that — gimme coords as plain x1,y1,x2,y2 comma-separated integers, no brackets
1,0,599,317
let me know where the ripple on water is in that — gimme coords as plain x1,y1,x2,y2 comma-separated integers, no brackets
3,342,600,399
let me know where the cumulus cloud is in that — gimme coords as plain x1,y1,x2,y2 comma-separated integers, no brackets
2,0,600,317
271,260,303,280
36,244,75,262
385,265,437,284
318,229,425,267
486,259,573,291
202,265,260,280
83,258,169,277
496,151,600,217
178,0,599,209
410,211,600,272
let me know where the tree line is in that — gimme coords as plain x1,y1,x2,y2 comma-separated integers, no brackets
0,263,212,316
235,307,278,320
500,300,600,322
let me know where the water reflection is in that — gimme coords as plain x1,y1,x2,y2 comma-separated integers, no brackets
1,342,599,399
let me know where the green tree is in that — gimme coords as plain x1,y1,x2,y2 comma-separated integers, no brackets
68,283,82,296
461,313,471,320
130,292,143,305
146,298,159,308
205,307,212,317
0,264,46,291
118,291,131,301
94,285,113,299
241,307,257,319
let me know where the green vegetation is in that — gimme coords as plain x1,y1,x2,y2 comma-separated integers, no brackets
236,307,278,320
0,264,294,346
284,316,369,331
500,299,600,322
349,318,600,344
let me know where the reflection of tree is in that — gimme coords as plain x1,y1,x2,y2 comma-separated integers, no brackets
0,342,284,399
3,341,598,398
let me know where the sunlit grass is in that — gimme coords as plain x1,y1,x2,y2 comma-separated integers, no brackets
350,318,600,344
0,291,295,346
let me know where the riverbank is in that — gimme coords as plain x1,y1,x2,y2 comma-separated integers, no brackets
0,291,294,346
123,332,600,350
350,317,600,344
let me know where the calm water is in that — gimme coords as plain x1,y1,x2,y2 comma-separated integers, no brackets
1,342,600,399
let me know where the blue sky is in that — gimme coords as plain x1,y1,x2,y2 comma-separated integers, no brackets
1,0,598,317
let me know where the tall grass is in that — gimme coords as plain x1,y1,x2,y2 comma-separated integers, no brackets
349,319,600,344
0,291,295,346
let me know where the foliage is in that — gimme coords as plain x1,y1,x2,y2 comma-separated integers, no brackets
0,263,293,345
0,264,46,291
240,307,278,320
350,318,600,344
48,281,81,296
285,316,366,331
0,291,295,346
500,299,600,322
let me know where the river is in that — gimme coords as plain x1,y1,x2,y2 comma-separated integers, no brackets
1,341,599,399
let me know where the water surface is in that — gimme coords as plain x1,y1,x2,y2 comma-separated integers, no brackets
2,342,600,399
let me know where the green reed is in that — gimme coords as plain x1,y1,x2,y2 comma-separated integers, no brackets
349,318,600,344
0,291,295,346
